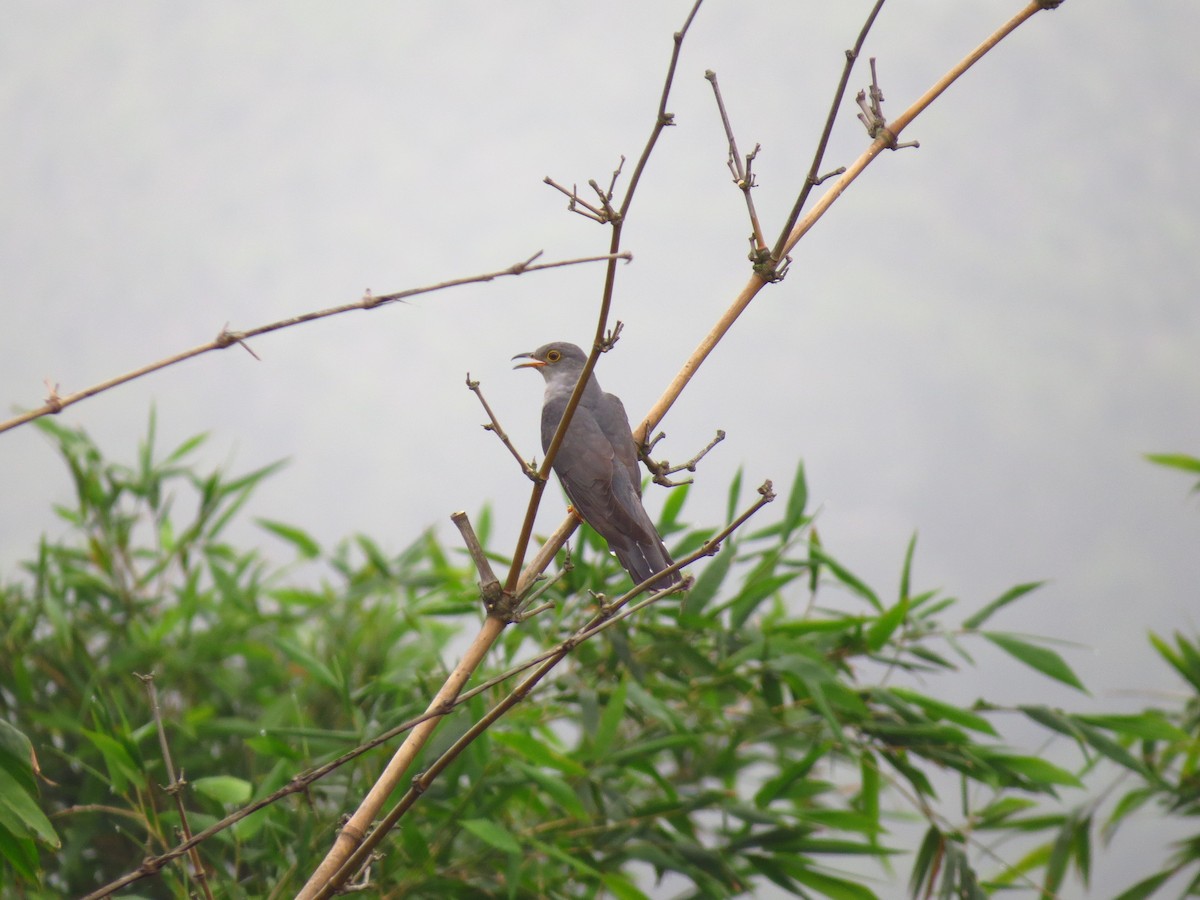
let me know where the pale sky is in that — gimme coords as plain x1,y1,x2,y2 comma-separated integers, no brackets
3,3,1199,896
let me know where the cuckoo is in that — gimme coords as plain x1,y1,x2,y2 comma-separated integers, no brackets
513,342,682,591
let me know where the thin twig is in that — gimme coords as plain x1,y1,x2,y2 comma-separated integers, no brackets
136,673,214,900
777,1,1045,262
854,58,920,150
770,0,887,271
543,177,608,222
467,374,538,480
0,251,630,437
636,1,1051,446
643,428,726,487
705,70,767,253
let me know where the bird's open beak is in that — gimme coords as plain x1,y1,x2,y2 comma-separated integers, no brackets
511,353,545,370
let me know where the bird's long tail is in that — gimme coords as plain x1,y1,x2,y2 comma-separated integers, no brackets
612,538,682,592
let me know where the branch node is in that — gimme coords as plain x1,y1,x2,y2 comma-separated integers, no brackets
543,176,606,222
508,250,545,275
43,380,63,413
600,321,624,352
855,58,917,152
216,323,260,360
588,178,621,224
643,428,725,486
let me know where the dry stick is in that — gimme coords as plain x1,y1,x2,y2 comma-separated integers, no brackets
467,375,537,480
0,251,628,437
705,70,768,253
771,0,887,266
317,484,774,897
296,8,705,897
780,1,1049,261
136,673,214,900
296,618,509,899
636,0,1055,445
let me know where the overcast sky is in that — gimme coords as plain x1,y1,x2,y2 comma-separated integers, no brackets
3,3,1198,896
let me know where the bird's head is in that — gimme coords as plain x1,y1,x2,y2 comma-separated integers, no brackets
511,342,588,377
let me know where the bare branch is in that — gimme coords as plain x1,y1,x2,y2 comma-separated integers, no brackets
450,511,506,617
604,156,626,202
643,428,726,487
542,177,608,222
137,673,213,900
855,58,920,149
638,1,1053,445
0,251,629,437
769,0,887,270
777,1,1045,263
705,69,767,253
294,614,508,899
467,373,538,480
588,177,620,223
617,0,704,221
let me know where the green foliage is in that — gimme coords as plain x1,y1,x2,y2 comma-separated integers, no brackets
3,418,1200,898
2,416,474,896
1145,452,1200,493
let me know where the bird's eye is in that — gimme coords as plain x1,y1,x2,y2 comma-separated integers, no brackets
546,349,561,362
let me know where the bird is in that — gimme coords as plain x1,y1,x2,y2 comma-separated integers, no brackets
513,341,683,591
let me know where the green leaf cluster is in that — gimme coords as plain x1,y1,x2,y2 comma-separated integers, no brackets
3,418,1200,898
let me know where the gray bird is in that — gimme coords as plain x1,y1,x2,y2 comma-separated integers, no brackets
513,342,682,591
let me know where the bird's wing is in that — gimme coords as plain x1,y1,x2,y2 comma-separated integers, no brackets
541,392,658,547
598,391,643,499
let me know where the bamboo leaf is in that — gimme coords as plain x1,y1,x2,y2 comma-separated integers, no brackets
725,466,744,525
889,688,998,736
590,677,628,761
909,825,943,897
782,460,808,537
0,767,58,847
809,545,881,611
898,532,917,604
683,541,736,617
1112,868,1175,900
982,633,1087,692
460,818,521,855
866,595,908,652
193,775,252,806
257,519,321,559
962,581,1044,630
